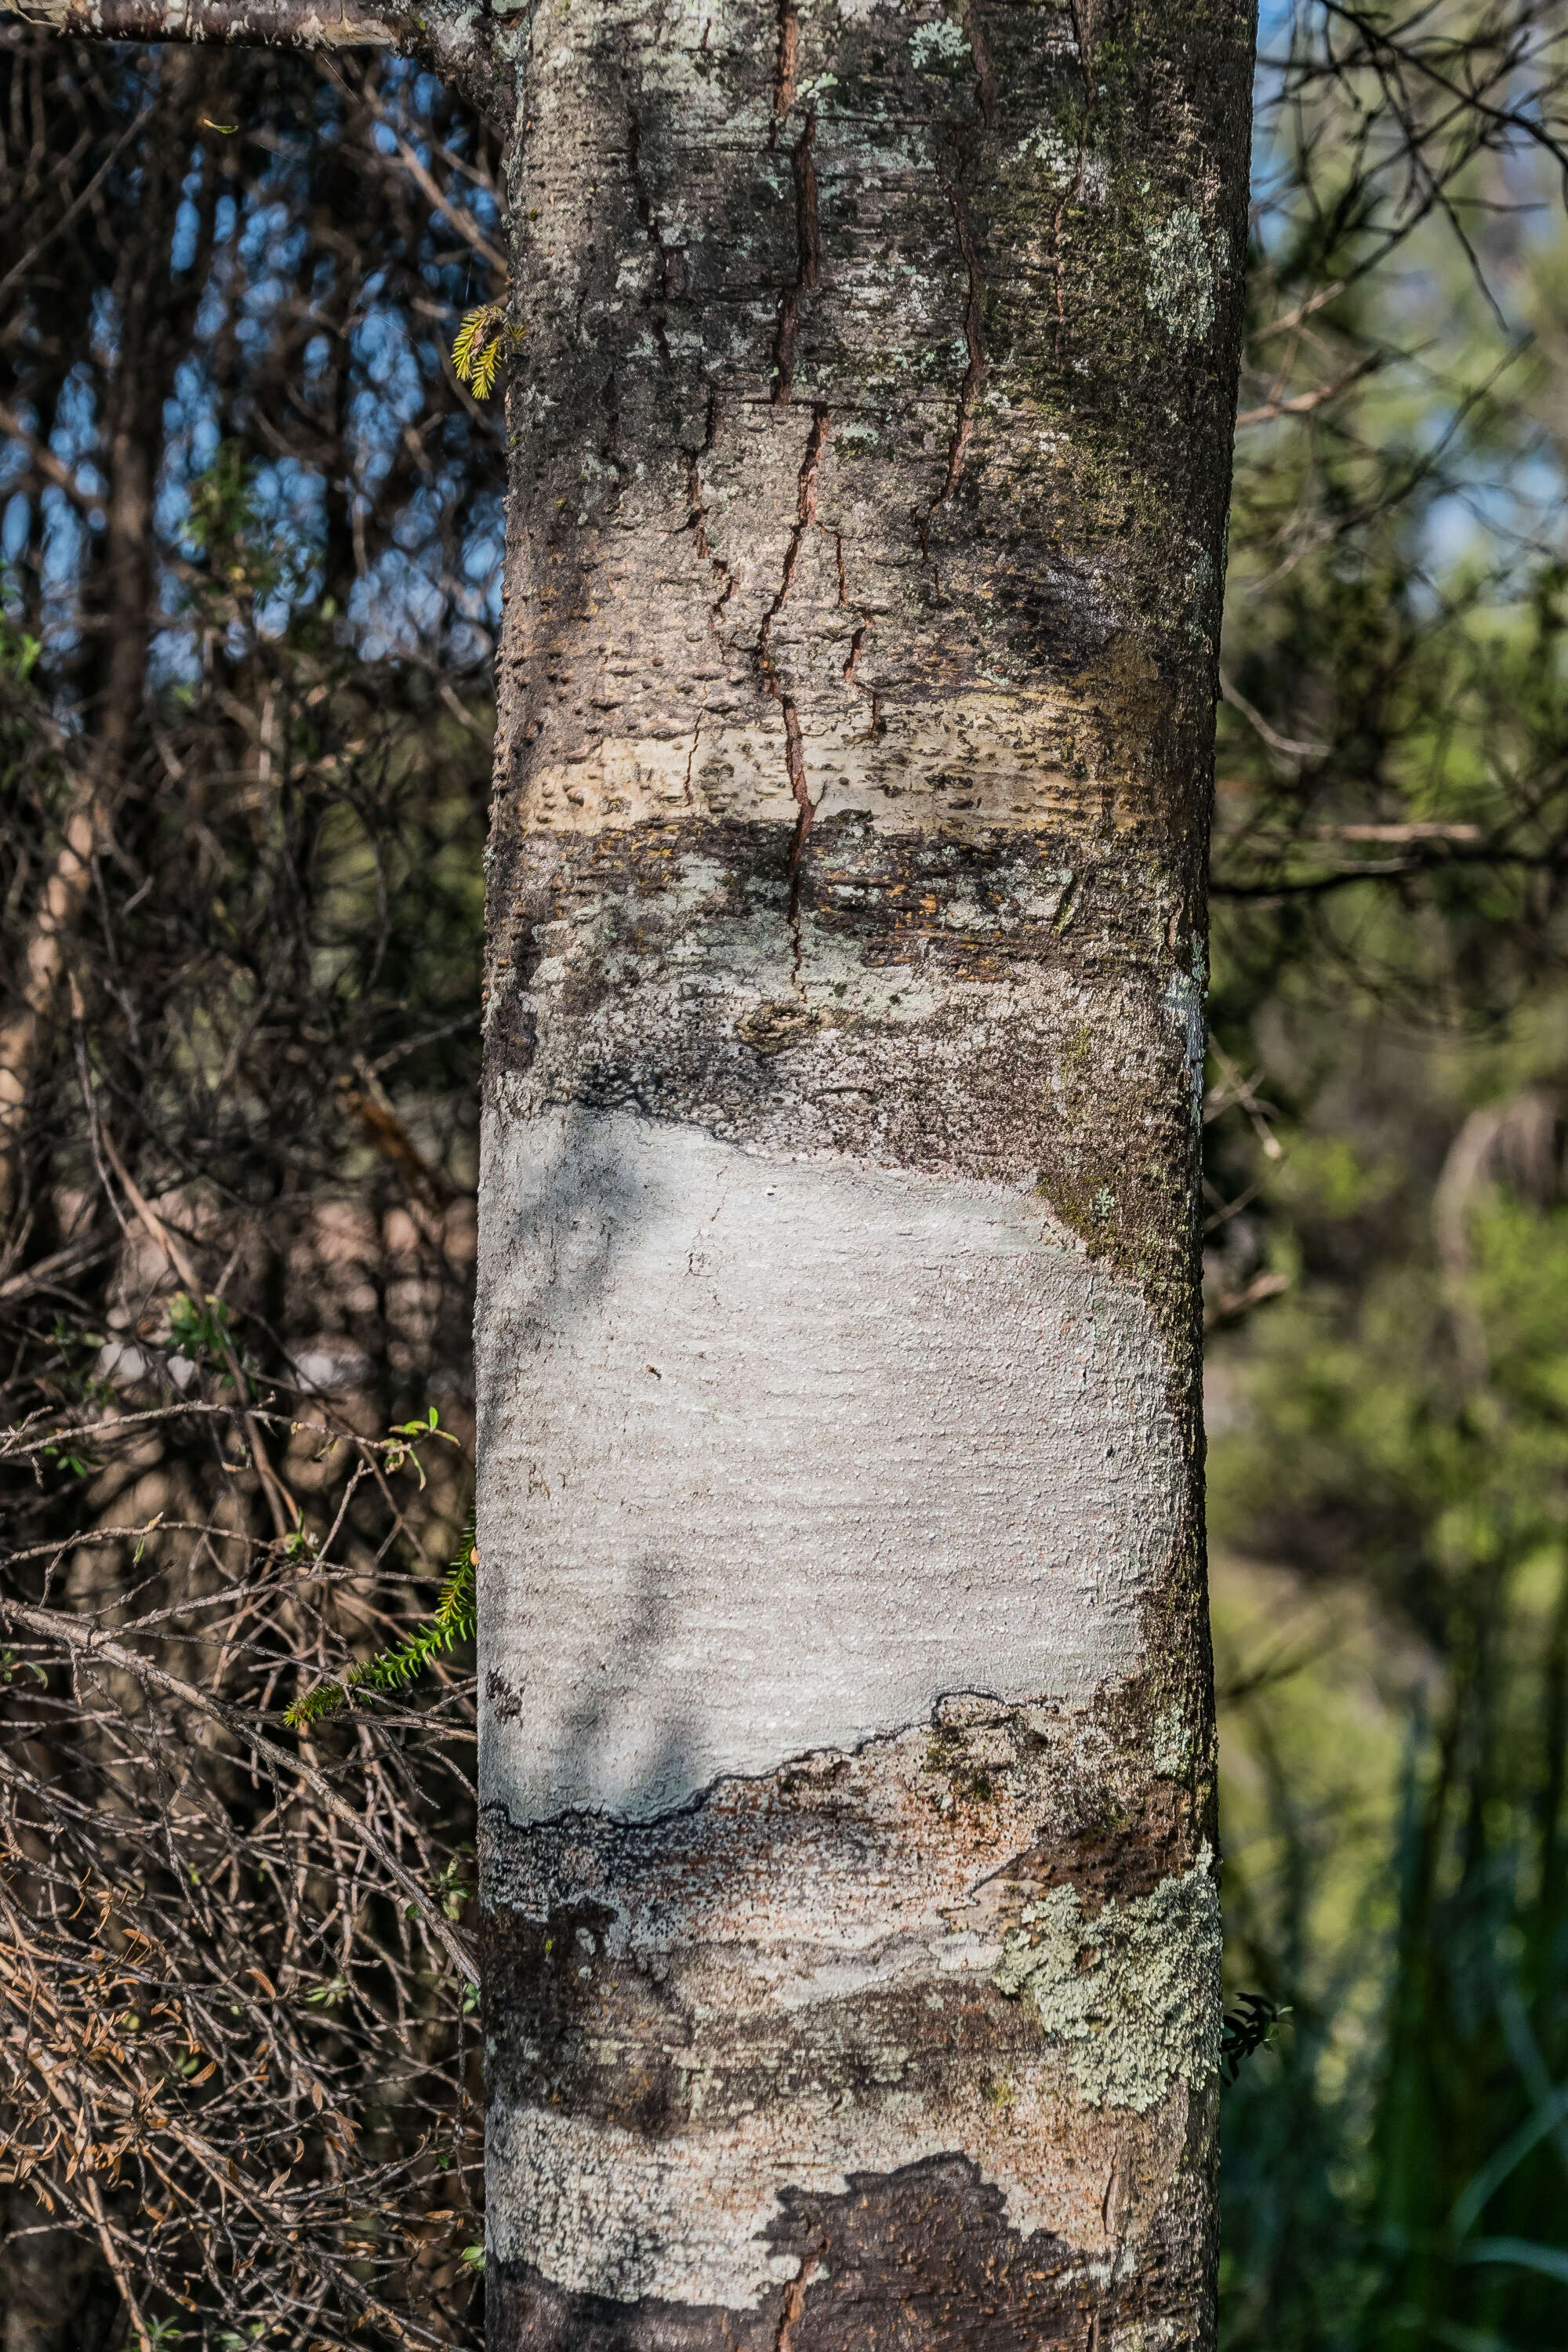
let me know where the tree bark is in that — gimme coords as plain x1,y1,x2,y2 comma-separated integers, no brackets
477,2,1251,2343
13,1,1255,2340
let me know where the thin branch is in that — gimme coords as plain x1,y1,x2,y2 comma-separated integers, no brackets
9,0,399,49
0,1594,476,1981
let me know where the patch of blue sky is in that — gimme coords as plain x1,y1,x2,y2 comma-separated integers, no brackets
0,426,34,500
1422,456,1568,583
147,624,200,691
170,130,229,267
3,493,30,568
38,485,88,660
50,363,100,473
351,543,446,663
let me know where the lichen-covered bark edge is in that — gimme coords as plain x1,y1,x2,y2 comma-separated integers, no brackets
483,1687,1220,2326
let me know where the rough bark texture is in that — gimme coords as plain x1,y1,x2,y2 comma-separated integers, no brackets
477,2,1253,2344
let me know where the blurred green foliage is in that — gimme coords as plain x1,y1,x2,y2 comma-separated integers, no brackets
1210,12,1568,2343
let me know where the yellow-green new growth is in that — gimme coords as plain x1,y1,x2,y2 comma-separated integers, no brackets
452,303,520,400
286,1514,477,1728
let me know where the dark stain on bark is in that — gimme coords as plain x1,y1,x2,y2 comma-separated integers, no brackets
771,110,819,405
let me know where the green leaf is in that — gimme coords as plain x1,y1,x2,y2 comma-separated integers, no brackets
1455,2237,1568,2287
285,1511,477,1727
451,302,521,401
1451,2082,1568,2239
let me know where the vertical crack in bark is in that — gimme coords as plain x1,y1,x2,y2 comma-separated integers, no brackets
1066,0,1100,82
829,523,848,609
773,2253,821,2350
679,397,728,794
686,395,735,626
625,95,673,372
960,0,998,131
681,718,702,806
1052,3,1098,329
756,404,830,962
771,110,818,407
916,143,987,574
770,0,798,142
598,367,622,528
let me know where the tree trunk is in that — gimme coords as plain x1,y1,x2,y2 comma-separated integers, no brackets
0,62,183,1229
477,2,1251,2344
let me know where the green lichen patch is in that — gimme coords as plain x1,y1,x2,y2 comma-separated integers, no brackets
1143,204,1220,343
993,1851,1221,2111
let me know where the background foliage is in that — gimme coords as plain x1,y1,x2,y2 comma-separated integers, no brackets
3,5,1568,2347
1211,9,1568,2348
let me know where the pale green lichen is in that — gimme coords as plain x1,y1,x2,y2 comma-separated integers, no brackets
1149,1703,1189,1779
909,16,971,71
993,1851,1221,2111
1142,205,1217,343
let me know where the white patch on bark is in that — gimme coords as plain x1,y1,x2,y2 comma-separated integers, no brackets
993,1851,1222,2111
477,1108,1179,1822
1163,945,1207,1126
1143,205,1218,343
909,16,971,71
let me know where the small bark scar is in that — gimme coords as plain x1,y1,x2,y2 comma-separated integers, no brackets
771,111,819,406
833,524,880,735
916,145,987,569
1102,2143,1120,2234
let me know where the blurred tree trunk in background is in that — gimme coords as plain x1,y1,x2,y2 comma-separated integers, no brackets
0,32,503,2347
